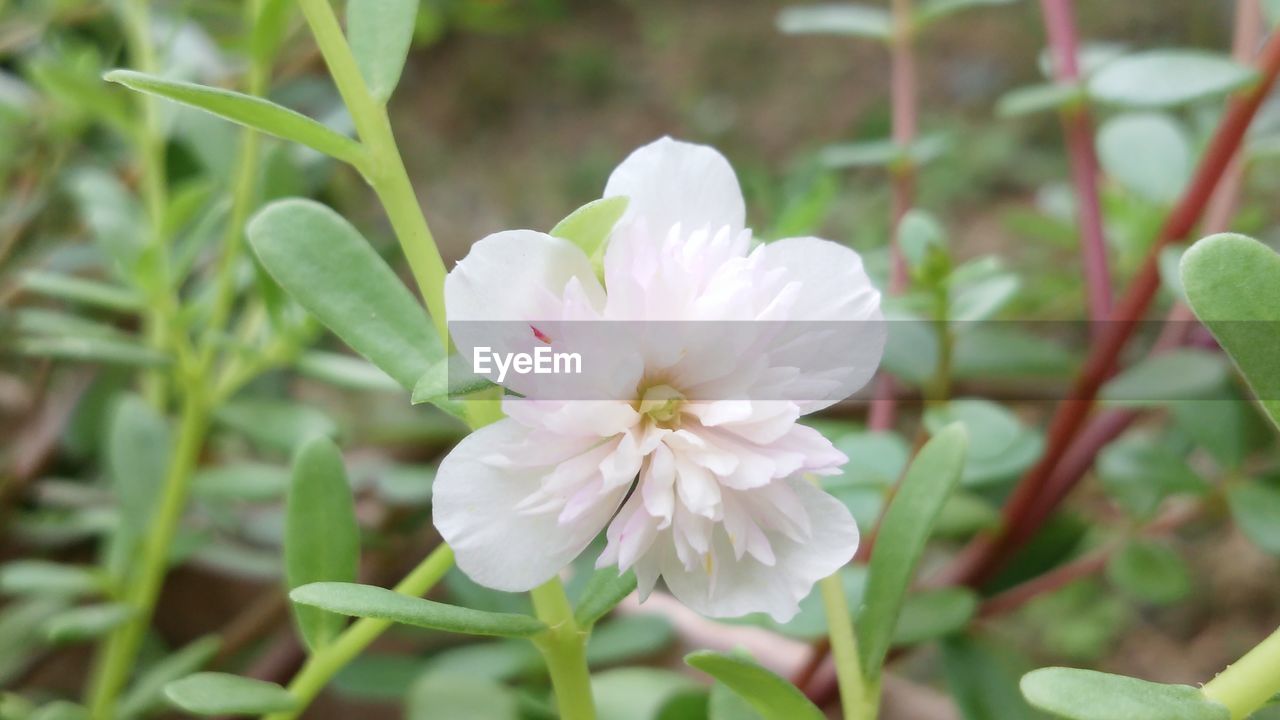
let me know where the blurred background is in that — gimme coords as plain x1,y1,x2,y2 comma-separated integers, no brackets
1,1,1278,718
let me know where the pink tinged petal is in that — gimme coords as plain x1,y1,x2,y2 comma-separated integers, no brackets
666,429,739,476
660,479,859,622
599,499,660,572
748,236,886,413
673,455,722,519
603,136,746,243
709,401,802,445
641,444,677,527
432,420,622,592
445,229,604,322
773,424,849,476
502,399,640,439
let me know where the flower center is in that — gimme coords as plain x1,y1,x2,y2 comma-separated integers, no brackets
636,384,684,427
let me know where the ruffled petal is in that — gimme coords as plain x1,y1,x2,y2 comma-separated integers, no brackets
432,420,621,591
604,137,746,238
658,478,858,622
446,229,604,322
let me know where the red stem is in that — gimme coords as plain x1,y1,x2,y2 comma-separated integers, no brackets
939,4,1279,590
1042,0,1113,325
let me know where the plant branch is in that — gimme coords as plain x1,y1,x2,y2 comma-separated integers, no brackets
1202,624,1280,720
530,578,597,720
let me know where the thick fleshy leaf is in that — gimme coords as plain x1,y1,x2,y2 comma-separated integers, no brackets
20,271,143,312
12,336,169,367
592,668,703,720
942,636,1040,720
295,351,401,392
44,603,133,643
858,423,967,676
776,3,891,40
1098,434,1204,517
108,395,171,532
1087,50,1256,108
347,0,418,104
406,671,519,720
1181,234,1280,431
249,198,443,389
285,437,360,651
820,133,950,169
574,567,639,628
117,636,221,719
550,196,630,262
1227,479,1280,555
106,71,364,167
191,462,290,502
214,398,338,453
587,614,676,667
892,587,978,646
997,82,1082,117
1100,349,1228,405
411,354,495,406
289,582,546,637
685,652,825,720
1097,113,1192,204
0,561,103,597
164,673,297,715
916,0,1020,26
1020,668,1229,720
923,400,1040,486
1106,540,1191,604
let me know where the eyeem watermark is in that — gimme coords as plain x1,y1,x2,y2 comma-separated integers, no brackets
473,346,582,383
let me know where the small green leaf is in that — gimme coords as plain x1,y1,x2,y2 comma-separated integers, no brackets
1100,349,1228,405
1106,540,1191,604
892,587,978,646
916,0,1020,27
20,271,143,313
549,196,629,264
289,582,546,637
28,701,88,720
820,133,950,169
347,0,419,104
685,652,825,720
214,398,338,453
65,168,144,281
776,3,891,40
117,636,221,720
1181,233,1280,431
942,636,1040,720
997,82,1083,118
1087,50,1256,108
105,70,366,168
898,210,947,269
1227,479,1280,555
412,354,495,406
295,351,401,392
1096,113,1192,204
248,199,442,390
191,463,290,502
593,668,702,720
574,567,638,628
1020,667,1229,720
406,671,519,720
164,673,297,716
858,423,967,676
0,561,103,597
11,336,170,367
587,614,676,667
923,400,1040,486
1097,434,1204,517
44,603,133,643
285,437,360,651
108,396,171,533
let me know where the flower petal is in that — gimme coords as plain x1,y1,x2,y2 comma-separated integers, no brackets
604,137,746,238
658,478,858,622
445,229,604,322
432,419,621,591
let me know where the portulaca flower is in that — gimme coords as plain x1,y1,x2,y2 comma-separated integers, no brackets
433,138,885,621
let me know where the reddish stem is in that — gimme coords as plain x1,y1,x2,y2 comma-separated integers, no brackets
1042,0,1113,325
939,5,1280,590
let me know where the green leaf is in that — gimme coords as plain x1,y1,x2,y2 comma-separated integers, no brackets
10,336,169,367
858,423,967,676
1096,113,1192,204
1100,349,1228,405
593,668,702,720
289,582,546,637
709,682,765,720
20,271,143,313
347,0,419,104
191,463,290,502
916,0,1020,27
1227,479,1280,555
44,603,133,643
411,354,495,406
550,196,629,264
406,671,519,720
951,326,1075,379
923,400,1040,486
1097,434,1205,517
0,561,103,597
1087,50,1256,108
214,398,338,453
163,673,297,716
105,70,366,168
1020,667,1229,720
1106,540,1191,604
898,210,947,269
685,652,824,720
295,351,401,392
942,636,1040,720
893,587,978,646
248,199,442,390
108,395,171,532
997,82,1083,118
285,437,360,651
117,636,221,719
776,3,891,40
1181,233,1280,431
65,168,144,280
28,701,88,720
574,567,638,628
587,614,676,667
1172,394,1270,471
820,133,949,169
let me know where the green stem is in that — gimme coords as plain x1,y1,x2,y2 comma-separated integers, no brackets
295,0,449,343
87,393,208,718
818,572,874,720
530,578,597,720
1201,624,1280,720
262,544,455,720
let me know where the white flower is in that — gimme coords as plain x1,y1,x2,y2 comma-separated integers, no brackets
433,137,885,621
